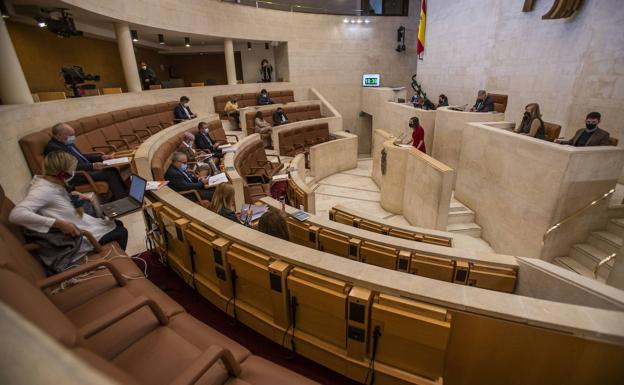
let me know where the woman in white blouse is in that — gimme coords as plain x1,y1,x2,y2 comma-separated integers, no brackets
9,151,128,269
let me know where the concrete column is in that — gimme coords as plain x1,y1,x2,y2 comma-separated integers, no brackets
0,18,33,104
114,22,141,92
224,38,237,85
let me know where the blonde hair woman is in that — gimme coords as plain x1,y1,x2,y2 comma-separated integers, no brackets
209,183,239,223
9,151,128,272
515,103,545,139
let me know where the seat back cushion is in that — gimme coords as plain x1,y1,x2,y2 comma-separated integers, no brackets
19,129,52,175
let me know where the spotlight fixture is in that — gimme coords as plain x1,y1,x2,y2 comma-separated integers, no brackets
158,33,165,45
350,19,356,23
131,29,138,42
37,18,47,27
364,19,370,24
185,37,190,47
356,19,363,24
265,42,269,50
247,41,251,50
343,18,349,23
0,0,10,19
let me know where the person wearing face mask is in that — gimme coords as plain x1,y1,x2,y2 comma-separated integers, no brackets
9,152,128,272
256,89,274,105
406,117,426,153
514,103,545,140
174,96,197,120
195,122,224,160
44,123,127,201
556,112,611,147
437,94,449,108
138,61,159,90
177,132,219,176
470,90,494,112
272,107,289,126
260,59,273,83
164,151,214,202
224,95,241,130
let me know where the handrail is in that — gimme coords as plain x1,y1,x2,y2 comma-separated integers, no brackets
593,253,616,279
543,188,615,241
222,0,364,15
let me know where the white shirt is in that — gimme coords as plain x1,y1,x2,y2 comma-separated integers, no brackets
9,177,116,251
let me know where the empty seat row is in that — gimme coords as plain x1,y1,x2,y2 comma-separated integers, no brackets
284,210,517,293
19,101,181,177
233,136,283,202
278,123,331,157
213,90,295,118
151,202,452,383
286,177,310,212
329,207,453,247
0,186,317,385
244,104,321,135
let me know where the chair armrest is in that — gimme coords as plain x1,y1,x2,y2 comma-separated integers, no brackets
120,134,142,143
80,296,168,339
266,154,282,163
249,167,269,178
81,229,103,253
106,139,130,147
170,346,241,385
256,160,271,165
91,145,117,152
134,128,152,137
225,134,239,143
38,260,126,290
75,171,101,193
84,152,105,157
173,118,185,123
179,190,203,202
24,243,40,252
147,124,161,131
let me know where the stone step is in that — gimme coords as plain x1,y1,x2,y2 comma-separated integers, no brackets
569,243,613,274
446,222,482,238
607,218,624,238
447,209,475,224
607,204,624,219
553,256,606,282
587,231,623,255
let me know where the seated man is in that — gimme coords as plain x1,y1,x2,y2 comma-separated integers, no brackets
44,123,127,201
178,132,219,176
256,89,274,105
556,112,611,147
272,107,289,126
195,121,224,157
470,90,494,112
174,96,197,120
164,151,214,202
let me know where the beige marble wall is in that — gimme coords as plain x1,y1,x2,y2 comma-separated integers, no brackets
432,107,504,186
454,122,624,259
309,131,358,182
416,0,624,181
379,142,409,214
403,148,454,230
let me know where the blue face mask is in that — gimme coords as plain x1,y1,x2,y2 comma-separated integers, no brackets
66,135,76,145
180,163,188,172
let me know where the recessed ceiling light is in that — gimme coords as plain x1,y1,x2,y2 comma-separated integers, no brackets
158,34,165,44
350,19,356,23
185,37,190,47
364,19,371,24
131,29,139,42
356,19,363,24
37,19,46,27
343,18,349,23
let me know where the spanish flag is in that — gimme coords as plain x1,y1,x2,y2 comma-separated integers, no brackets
416,0,427,57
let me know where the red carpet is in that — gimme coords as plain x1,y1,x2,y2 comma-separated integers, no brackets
134,251,362,385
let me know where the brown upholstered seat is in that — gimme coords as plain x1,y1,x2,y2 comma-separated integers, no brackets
277,122,331,157
244,104,320,136
543,121,562,142
489,93,508,113
609,137,619,146
213,90,295,119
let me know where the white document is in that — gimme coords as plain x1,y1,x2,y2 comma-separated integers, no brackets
103,157,130,166
146,181,169,191
272,174,289,182
208,172,228,187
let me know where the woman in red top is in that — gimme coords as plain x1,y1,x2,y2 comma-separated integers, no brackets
408,117,426,153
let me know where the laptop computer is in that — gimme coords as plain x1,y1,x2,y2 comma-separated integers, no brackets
101,174,146,218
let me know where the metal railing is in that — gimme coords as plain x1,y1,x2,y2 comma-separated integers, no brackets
593,253,616,279
222,0,364,16
543,188,616,242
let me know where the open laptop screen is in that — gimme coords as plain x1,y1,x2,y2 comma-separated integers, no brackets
129,175,147,203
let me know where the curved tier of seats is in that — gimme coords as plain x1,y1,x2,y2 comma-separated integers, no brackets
131,121,624,385
213,90,295,119
243,103,321,136
277,122,331,157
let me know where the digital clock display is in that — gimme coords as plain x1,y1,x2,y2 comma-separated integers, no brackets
362,74,380,87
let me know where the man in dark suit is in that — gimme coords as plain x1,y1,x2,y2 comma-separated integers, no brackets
195,122,223,154
556,112,612,147
164,152,214,202
470,90,494,112
138,62,159,90
44,123,127,200
272,107,289,126
174,96,197,120
256,89,273,105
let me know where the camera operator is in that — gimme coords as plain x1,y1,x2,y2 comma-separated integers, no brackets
138,62,159,90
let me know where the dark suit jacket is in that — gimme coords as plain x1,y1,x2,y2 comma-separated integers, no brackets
195,133,215,152
164,164,203,192
272,111,289,125
473,96,494,112
562,128,611,147
257,95,273,105
44,138,102,171
174,104,194,120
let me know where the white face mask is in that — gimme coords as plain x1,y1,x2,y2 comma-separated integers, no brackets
65,171,75,183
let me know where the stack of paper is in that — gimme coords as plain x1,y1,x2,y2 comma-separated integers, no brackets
272,174,289,182
208,172,229,186
146,181,169,191
103,157,130,166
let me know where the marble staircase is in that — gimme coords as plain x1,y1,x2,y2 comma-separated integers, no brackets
553,208,623,282
446,195,482,238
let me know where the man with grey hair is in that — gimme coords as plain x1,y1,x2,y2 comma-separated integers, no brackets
164,151,214,202
470,90,494,112
44,122,127,200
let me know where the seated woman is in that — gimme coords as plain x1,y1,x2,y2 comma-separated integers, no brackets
515,103,545,140
9,151,128,273
407,117,426,153
254,111,273,149
258,207,290,241
209,183,240,223
224,95,241,130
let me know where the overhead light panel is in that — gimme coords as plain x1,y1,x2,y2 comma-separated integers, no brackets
343,18,349,23
364,19,371,24
158,33,165,44
350,19,356,24
185,37,190,47
356,19,363,24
